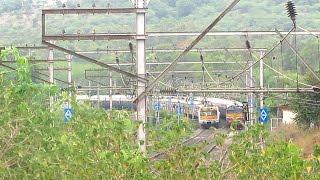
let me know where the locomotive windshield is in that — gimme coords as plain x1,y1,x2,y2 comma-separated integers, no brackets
200,109,217,116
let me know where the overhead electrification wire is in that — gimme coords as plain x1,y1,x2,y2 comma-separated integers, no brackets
270,94,320,107
218,27,295,86
263,62,313,87
198,50,218,86
147,72,173,89
198,50,218,84
281,41,284,88
286,1,299,90
115,56,128,87
199,52,207,88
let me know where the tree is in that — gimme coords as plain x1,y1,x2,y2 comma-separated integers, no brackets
289,71,320,128
176,0,195,17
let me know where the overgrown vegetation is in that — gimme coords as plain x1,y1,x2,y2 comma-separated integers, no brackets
289,71,320,128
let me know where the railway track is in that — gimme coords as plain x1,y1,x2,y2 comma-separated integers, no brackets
149,128,218,161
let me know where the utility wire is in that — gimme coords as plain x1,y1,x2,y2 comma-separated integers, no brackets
270,94,320,107
218,27,295,86
263,62,313,88
275,29,320,83
147,72,173,89
294,27,299,91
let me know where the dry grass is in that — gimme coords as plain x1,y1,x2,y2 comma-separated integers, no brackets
271,124,320,158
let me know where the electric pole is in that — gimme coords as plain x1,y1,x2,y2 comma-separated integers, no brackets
133,0,148,153
48,46,54,108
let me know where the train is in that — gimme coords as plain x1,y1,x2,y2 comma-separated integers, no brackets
76,94,246,129
155,96,245,129
198,105,220,129
226,105,246,130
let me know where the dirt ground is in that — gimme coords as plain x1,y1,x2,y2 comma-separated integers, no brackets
272,125,320,158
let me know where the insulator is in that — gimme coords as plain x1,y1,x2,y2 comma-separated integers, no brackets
160,88,176,95
115,57,119,64
92,2,96,8
200,54,204,62
313,86,320,92
129,42,133,52
62,3,66,8
245,40,251,49
62,29,66,34
286,1,297,22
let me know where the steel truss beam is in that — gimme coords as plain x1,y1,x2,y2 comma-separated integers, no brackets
148,31,320,37
1,46,266,53
1,60,67,63
42,8,147,15
0,46,48,50
77,48,267,54
83,61,248,67
41,31,320,41
44,30,320,41
148,70,246,74
177,88,315,94
42,34,142,41
77,86,133,90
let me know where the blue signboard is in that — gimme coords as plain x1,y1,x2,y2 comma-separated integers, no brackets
260,108,269,123
154,102,161,111
64,108,73,122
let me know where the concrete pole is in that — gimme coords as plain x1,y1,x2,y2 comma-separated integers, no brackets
136,0,147,153
97,84,101,108
249,58,254,125
245,74,249,124
48,47,54,108
259,51,265,124
67,54,73,88
66,54,73,109
109,71,113,110
88,81,91,98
